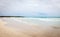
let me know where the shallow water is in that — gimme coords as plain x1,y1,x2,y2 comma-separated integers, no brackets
0,18,60,29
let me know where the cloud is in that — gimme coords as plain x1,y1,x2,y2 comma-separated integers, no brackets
0,0,60,17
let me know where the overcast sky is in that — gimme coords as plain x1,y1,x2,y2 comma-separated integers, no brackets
0,0,60,17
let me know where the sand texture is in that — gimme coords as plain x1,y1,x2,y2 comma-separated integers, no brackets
0,19,60,37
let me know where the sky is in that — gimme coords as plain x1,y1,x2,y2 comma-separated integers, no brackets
0,0,60,17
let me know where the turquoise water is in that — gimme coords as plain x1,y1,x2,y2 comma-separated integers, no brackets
0,18,60,30
1,18,60,27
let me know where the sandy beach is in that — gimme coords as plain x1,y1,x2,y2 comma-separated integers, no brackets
0,17,60,37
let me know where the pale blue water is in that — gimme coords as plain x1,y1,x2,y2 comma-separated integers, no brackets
1,18,60,27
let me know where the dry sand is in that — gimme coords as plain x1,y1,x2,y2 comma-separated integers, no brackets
0,19,60,37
